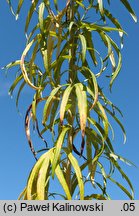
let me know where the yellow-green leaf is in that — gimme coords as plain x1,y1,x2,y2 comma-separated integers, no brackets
79,34,87,63
25,0,39,33
52,126,70,177
68,152,84,200
42,86,61,125
20,35,42,90
98,0,104,17
82,67,98,110
26,152,47,200
38,2,45,33
60,85,73,124
16,0,24,20
54,165,72,200
37,151,52,200
75,83,87,138
120,0,137,22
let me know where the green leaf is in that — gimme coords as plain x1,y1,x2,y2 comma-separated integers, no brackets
82,67,98,110
109,152,137,167
103,8,124,48
97,162,107,193
20,35,42,90
108,37,122,90
54,0,58,11
98,0,104,17
16,81,26,111
60,85,73,124
79,34,87,63
18,187,27,200
37,152,51,200
83,28,97,65
104,106,126,144
38,2,45,33
111,158,134,199
25,0,39,33
75,83,87,138
86,135,103,185
8,74,23,96
42,86,61,125
54,165,72,200
108,177,133,199
16,0,24,20
2,60,20,71
65,150,84,200
84,194,106,200
87,87,109,140
26,152,48,200
32,93,37,121
6,0,15,16
120,0,137,22
52,126,70,177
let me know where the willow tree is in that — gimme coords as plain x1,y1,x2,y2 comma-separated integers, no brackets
5,0,137,200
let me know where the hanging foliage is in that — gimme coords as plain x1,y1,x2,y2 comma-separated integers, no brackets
5,0,137,200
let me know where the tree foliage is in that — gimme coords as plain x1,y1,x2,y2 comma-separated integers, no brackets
4,0,137,200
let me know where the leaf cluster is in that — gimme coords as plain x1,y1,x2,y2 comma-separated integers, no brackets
5,0,137,200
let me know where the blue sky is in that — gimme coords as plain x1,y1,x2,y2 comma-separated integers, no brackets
0,1,139,200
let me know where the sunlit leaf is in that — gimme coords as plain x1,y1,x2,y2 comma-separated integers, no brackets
42,86,61,125
60,84,73,124
65,149,84,200
25,0,39,33
98,0,104,17
83,28,97,65
120,0,137,22
26,152,47,200
37,153,51,200
108,177,133,199
54,165,72,200
104,106,126,144
79,34,87,63
84,194,106,200
16,0,24,20
75,83,87,139
81,66,98,110
38,2,45,33
52,126,70,177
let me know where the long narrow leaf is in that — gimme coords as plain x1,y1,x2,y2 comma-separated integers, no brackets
65,149,84,200
104,106,126,144
26,152,48,199
52,126,70,177
37,153,51,200
60,85,73,124
75,83,87,138
16,0,24,20
120,0,137,22
108,177,133,199
42,86,61,125
25,0,39,33
79,34,87,63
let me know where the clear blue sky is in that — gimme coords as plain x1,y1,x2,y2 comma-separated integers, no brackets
0,1,139,200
